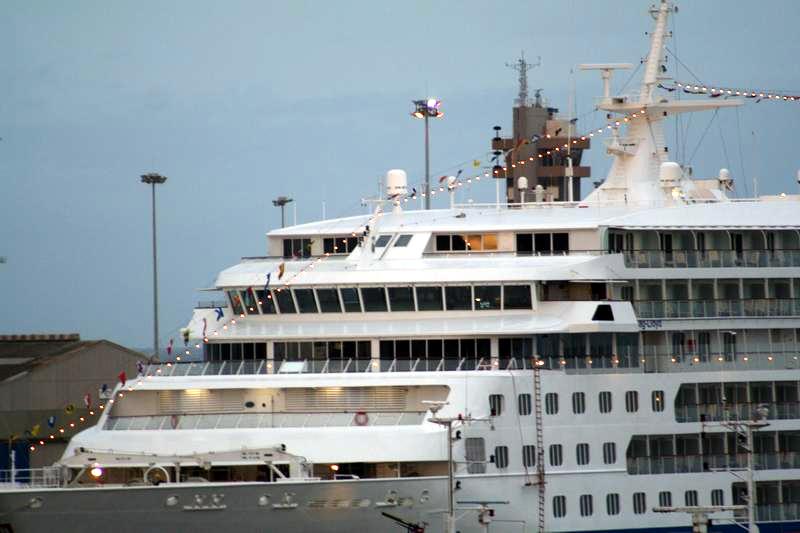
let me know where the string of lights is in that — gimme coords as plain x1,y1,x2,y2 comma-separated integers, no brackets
671,81,800,102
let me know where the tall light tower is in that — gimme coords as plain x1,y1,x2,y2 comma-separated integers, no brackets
140,172,167,359
411,99,443,210
272,196,294,228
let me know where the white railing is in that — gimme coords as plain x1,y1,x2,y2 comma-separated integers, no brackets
0,467,62,488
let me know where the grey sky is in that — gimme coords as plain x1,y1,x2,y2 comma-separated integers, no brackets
2,1,799,350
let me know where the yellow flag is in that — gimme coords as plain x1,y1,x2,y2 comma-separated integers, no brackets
31,424,40,437
472,159,481,168
65,404,75,415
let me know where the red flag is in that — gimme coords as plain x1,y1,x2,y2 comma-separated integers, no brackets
118,371,126,386
84,392,92,409
167,338,173,356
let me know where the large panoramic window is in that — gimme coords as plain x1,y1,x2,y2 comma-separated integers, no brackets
293,289,318,313
316,289,342,313
274,289,296,314
241,288,259,315
339,288,362,312
323,236,359,255
445,286,472,310
387,287,415,311
255,289,276,314
474,285,501,310
416,286,443,311
361,287,388,312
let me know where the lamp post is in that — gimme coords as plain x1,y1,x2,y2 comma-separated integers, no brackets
411,99,443,210
272,196,294,228
140,172,167,359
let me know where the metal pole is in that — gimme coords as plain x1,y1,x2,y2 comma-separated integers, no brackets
280,205,285,228
151,183,160,359
746,423,756,533
446,420,455,533
424,113,430,210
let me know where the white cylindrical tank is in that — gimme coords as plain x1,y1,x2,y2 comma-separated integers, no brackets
718,168,732,187
659,161,682,182
517,176,528,190
386,169,408,199
534,184,545,202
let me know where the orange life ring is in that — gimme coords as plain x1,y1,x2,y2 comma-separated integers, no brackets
353,411,369,426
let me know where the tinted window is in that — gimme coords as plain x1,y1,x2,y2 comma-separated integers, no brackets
316,289,341,313
375,235,392,247
241,288,259,315
293,289,318,313
474,285,501,310
451,235,466,251
534,233,551,253
255,289,276,314
416,286,443,311
436,235,451,251
504,285,532,309
516,233,533,254
445,286,472,310
274,289,296,314
494,446,509,468
394,234,413,247
553,233,569,252
339,288,361,312
361,288,388,312
387,287,414,311
229,291,244,315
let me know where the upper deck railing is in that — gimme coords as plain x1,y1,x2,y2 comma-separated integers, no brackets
624,249,800,269
635,298,800,319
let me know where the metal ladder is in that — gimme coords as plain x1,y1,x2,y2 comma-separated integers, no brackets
532,362,546,533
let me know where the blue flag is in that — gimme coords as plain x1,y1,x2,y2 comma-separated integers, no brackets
215,307,224,321
47,415,56,428
264,272,271,293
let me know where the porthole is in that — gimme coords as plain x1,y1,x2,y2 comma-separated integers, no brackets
245,401,255,408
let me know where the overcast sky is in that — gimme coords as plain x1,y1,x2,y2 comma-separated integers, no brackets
2,0,799,351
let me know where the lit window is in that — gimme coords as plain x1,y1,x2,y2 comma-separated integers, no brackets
652,390,665,412
474,286,501,310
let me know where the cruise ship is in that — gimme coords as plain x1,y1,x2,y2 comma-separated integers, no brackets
3,2,800,532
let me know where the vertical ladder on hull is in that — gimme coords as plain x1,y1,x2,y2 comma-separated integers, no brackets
532,362,546,533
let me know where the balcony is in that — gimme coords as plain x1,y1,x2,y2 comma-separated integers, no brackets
627,452,800,475
624,249,800,268
675,402,800,423
634,299,800,319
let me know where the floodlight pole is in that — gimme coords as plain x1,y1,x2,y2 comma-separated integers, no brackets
424,112,430,210
140,173,167,360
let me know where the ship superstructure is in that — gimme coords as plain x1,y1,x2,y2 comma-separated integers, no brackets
3,2,800,533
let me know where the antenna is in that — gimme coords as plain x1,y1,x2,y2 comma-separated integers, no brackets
506,51,541,107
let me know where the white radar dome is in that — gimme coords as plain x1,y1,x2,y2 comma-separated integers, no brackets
386,169,408,199
659,161,682,182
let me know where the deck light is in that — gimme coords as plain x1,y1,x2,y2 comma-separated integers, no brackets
90,466,104,479
330,464,339,472
411,98,444,209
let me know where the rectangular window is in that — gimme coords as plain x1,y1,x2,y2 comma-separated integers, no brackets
416,286,443,311
374,234,392,248
483,234,498,250
599,391,613,413
553,233,569,253
494,446,509,468
466,234,482,251
503,285,532,309
549,444,563,466
315,289,342,313
274,289,296,314
489,394,504,416
545,392,559,415
465,437,486,474
658,491,672,507
606,493,620,515
387,287,415,311
625,390,639,413
516,233,533,254
633,492,647,514
553,495,567,518
360,288,388,312
685,490,698,506
452,235,466,251
534,233,551,254
445,286,472,310
518,393,532,416
394,234,413,247
576,443,590,465
229,290,244,315
241,288,259,315
522,445,536,467
652,390,665,412
572,392,586,414
282,238,312,258
435,235,451,251
293,288,318,313
255,289,276,314
711,489,724,506
339,288,362,312
474,285,501,310
602,442,617,464
579,494,593,517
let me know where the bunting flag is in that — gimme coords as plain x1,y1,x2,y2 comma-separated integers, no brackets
278,262,286,279
438,175,448,183
31,424,40,437
472,159,481,168
118,370,127,386
47,416,56,428
83,392,92,409
181,328,190,347
214,307,224,321
264,272,271,293
166,338,173,356
64,404,75,415
202,317,208,337
136,360,145,375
